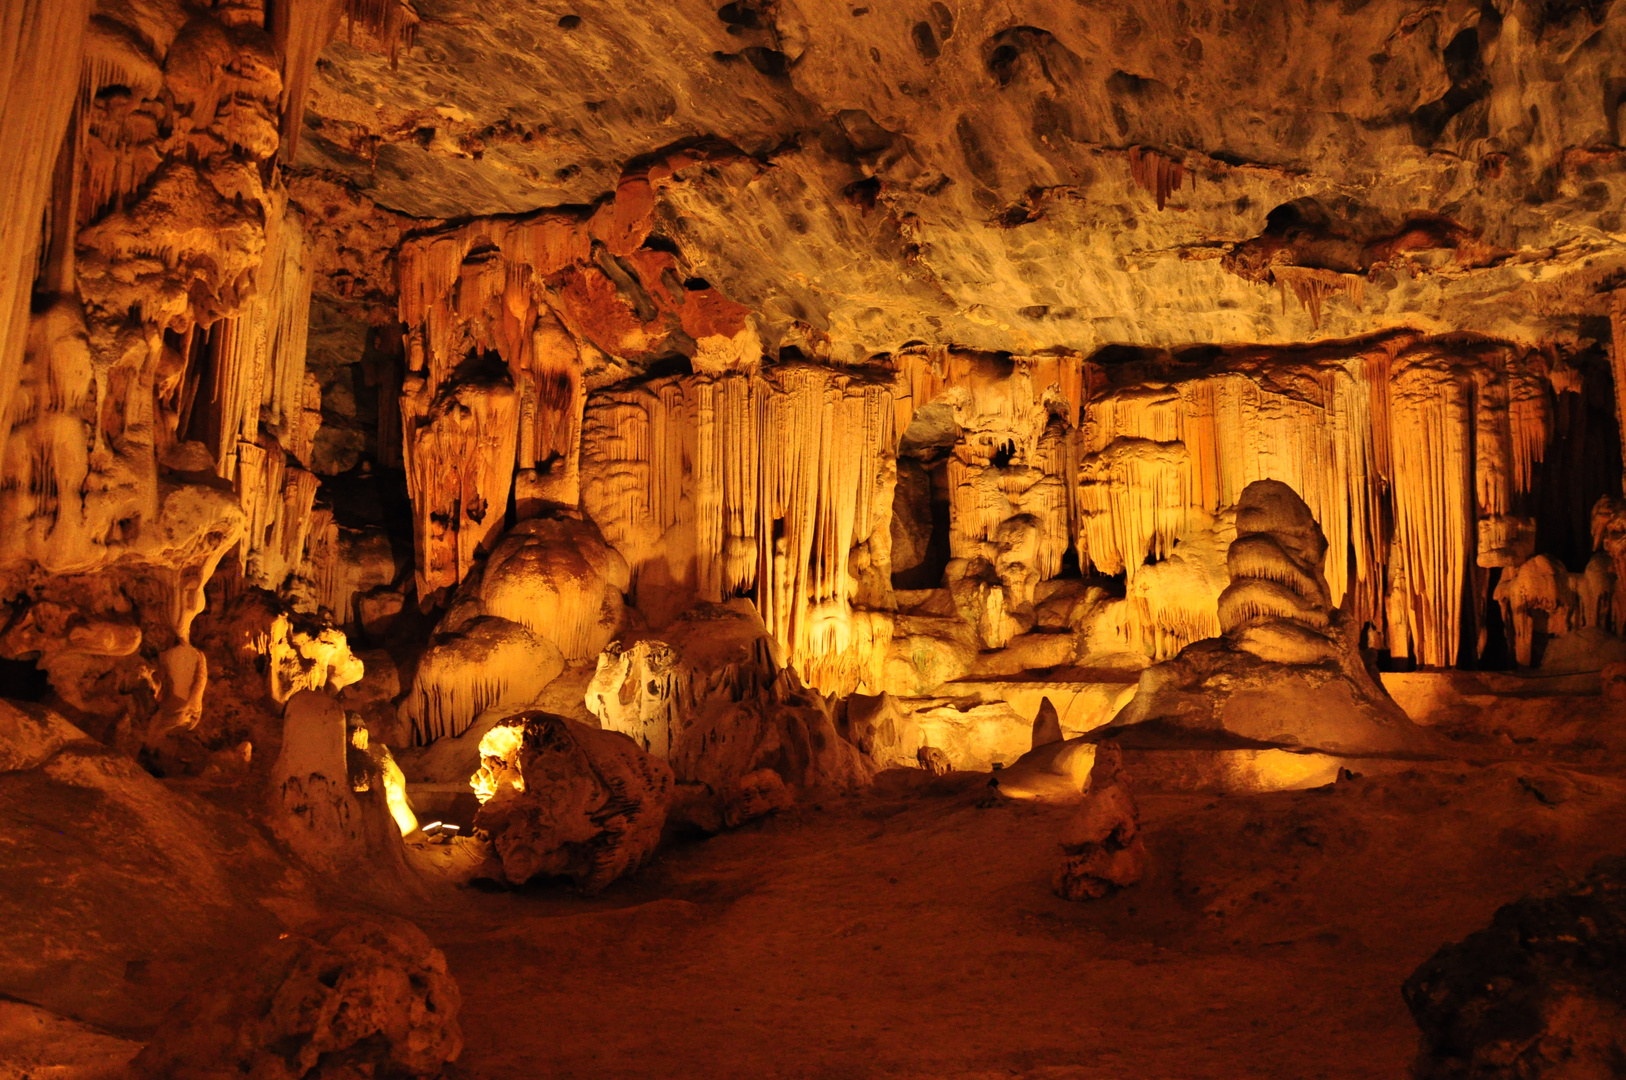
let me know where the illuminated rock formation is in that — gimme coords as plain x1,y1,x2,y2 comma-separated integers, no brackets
468,516,628,661
1077,340,1567,667
586,600,872,827
400,615,564,745
470,711,672,892
991,699,1099,801
580,366,899,692
1052,743,1146,902
270,690,410,877
1106,480,1430,758
1594,496,1626,632
1494,555,1580,667
131,917,462,1080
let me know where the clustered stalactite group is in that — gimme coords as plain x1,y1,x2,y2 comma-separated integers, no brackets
0,0,415,742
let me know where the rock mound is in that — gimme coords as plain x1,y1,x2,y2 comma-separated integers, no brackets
1106,479,1432,759
471,712,672,892
131,917,462,1080
1404,857,1626,1079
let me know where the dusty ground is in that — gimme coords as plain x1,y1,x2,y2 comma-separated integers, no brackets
422,707,1626,1080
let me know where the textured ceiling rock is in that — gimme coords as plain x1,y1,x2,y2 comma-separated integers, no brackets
297,0,1626,357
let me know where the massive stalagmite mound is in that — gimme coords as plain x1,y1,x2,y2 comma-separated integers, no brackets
1106,479,1434,759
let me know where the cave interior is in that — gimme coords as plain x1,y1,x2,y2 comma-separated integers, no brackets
3,2,1626,1078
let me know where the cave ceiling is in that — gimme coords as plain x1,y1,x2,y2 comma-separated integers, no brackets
295,0,1626,360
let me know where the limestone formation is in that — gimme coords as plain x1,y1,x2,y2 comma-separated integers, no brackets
470,712,673,892
0,0,1623,1063
1106,480,1432,759
587,600,872,827
1494,555,1581,667
993,699,1099,801
458,515,629,661
400,615,565,746
271,690,412,878
917,745,953,777
131,918,462,1080
1052,743,1147,902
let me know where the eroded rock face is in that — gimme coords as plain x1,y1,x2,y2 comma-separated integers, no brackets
1404,858,1626,1080
301,2,1626,357
471,712,672,892
1106,479,1432,758
131,917,463,1080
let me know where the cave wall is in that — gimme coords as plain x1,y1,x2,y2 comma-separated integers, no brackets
1,0,1624,751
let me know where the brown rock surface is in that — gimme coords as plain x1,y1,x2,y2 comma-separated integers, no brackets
131,918,462,1080
1052,742,1147,900
471,711,673,891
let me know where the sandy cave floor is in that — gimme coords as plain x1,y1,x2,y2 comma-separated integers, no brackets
421,723,1626,1080
6,693,1626,1080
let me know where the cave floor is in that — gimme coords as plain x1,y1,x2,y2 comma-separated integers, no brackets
424,726,1626,1080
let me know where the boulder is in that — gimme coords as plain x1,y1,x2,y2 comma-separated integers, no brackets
471,712,672,892
131,918,462,1080
1404,857,1626,1079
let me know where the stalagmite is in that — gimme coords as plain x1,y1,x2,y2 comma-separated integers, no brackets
1107,480,1432,760
1077,341,1559,667
1494,555,1579,667
586,600,871,826
1052,743,1146,900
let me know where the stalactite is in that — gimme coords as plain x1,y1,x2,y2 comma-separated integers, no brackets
514,311,585,513
211,209,316,480
1127,146,1186,211
581,366,896,693
1271,265,1365,329
341,0,420,64
401,367,519,605
1078,340,1561,667
0,0,91,440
